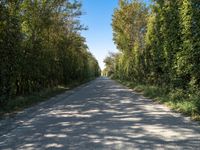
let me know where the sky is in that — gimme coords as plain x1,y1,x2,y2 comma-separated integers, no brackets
80,0,150,70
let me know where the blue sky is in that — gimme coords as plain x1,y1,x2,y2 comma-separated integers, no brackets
80,0,150,69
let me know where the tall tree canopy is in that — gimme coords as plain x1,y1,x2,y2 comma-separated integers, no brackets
111,0,149,82
0,0,100,106
105,0,200,97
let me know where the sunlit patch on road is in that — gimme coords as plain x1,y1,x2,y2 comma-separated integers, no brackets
0,78,200,149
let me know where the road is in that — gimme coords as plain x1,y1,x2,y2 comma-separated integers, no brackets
0,77,200,150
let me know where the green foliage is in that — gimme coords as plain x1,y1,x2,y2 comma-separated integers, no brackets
169,89,188,101
177,0,200,89
108,0,200,91
105,0,200,118
111,0,149,82
0,79,91,115
0,0,100,107
119,80,200,120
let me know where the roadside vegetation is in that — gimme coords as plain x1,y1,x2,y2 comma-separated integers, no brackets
104,0,200,120
118,80,200,120
0,79,93,117
0,1,100,113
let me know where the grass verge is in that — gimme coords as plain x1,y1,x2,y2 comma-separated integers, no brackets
0,79,94,118
117,80,200,121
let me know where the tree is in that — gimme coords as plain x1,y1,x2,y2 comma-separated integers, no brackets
112,0,148,82
0,0,100,107
177,0,200,89
0,0,22,104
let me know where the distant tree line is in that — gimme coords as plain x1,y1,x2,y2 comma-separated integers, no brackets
0,0,100,106
104,0,200,100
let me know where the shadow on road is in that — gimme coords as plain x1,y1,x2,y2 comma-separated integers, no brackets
0,77,200,149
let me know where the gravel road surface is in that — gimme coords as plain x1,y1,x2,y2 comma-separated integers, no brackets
0,77,200,150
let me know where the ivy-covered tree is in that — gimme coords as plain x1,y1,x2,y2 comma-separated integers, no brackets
177,0,200,89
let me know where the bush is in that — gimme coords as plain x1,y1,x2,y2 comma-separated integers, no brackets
169,89,188,101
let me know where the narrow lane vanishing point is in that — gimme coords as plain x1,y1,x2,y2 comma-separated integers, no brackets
0,77,200,150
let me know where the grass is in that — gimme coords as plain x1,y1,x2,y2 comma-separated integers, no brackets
0,79,93,118
117,79,200,121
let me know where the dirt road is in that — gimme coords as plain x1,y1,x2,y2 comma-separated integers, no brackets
0,77,200,149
